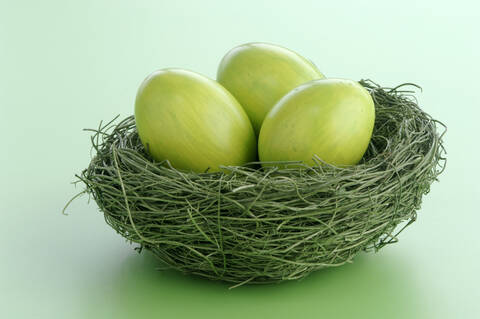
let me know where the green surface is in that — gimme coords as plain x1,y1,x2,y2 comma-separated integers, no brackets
1,1,478,318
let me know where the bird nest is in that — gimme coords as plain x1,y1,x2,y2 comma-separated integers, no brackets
72,80,446,286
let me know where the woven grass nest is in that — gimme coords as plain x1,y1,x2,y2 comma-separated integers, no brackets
74,80,446,286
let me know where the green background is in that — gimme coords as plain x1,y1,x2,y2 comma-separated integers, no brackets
1,1,478,318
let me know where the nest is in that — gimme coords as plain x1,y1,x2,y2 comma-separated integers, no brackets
74,80,446,286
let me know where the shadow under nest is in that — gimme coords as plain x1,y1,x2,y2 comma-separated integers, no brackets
75,79,446,286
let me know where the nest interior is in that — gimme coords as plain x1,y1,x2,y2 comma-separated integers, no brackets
75,80,446,286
